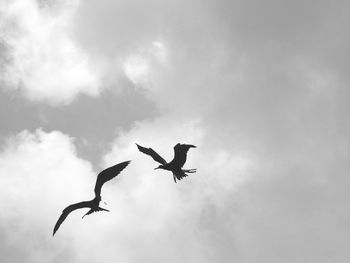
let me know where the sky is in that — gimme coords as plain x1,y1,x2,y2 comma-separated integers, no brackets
0,0,350,262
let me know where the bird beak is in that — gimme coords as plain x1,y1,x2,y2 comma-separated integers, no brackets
154,167,159,170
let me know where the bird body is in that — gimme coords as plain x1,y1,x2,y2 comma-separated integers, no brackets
53,160,130,236
136,143,196,183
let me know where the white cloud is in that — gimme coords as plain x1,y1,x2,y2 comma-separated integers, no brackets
123,55,151,85
0,0,101,105
96,116,257,262
0,129,94,262
123,40,168,86
1,118,348,263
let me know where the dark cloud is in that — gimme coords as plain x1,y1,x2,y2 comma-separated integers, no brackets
0,86,156,166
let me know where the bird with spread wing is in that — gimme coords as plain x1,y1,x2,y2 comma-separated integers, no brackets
53,160,131,236
136,143,197,183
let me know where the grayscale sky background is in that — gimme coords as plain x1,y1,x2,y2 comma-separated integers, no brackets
1,0,349,262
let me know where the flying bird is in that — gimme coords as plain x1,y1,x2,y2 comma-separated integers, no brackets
53,160,131,236
136,143,197,183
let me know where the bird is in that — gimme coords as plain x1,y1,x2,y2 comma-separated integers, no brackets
136,143,197,183
53,160,131,236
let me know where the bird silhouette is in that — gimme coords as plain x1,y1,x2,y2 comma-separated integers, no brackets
53,160,131,236
136,143,196,183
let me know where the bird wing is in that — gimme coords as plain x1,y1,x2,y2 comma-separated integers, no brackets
94,160,131,198
53,201,91,236
136,144,167,165
170,143,196,168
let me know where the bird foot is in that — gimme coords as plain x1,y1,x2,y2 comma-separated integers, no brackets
82,212,90,219
183,169,197,173
82,207,109,218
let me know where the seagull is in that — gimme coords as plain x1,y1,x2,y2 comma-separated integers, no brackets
136,143,197,183
53,160,131,236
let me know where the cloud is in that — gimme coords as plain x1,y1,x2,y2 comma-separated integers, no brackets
72,0,350,108
0,122,246,262
95,115,257,262
123,41,168,86
1,120,348,262
232,157,350,263
1,0,350,262
0,119,254,263
0,129,94,262
96,94,350,262
0,0,101,105
72,1,350,261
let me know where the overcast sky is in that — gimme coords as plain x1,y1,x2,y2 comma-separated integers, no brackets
1,0,350,262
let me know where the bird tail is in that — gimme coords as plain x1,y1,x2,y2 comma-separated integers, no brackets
173,171,189,182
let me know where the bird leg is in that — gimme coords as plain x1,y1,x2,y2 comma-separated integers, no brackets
173,174,177,183
82,207,110,218
82,209,93,218
98,207,110,212
183,169,197,173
